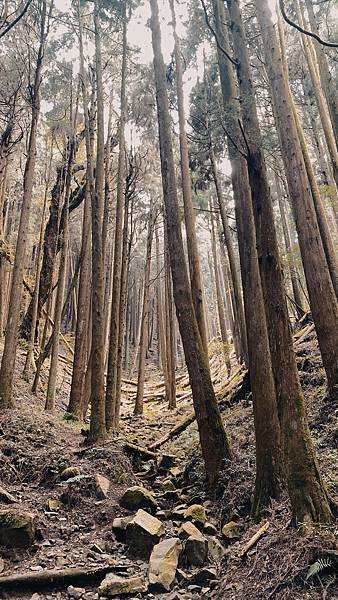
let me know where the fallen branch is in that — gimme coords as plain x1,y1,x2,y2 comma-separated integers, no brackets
0,564,132,591
124,442,157,460
148,412,196,450
239,521,270,558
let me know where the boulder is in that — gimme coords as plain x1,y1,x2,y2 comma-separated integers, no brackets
60,467,81,481
126,509,164,558
0,510,35,548
0,486,17,504
119,486,157,513
178,521,202,540
112,516,132,542
184,533,208,567
184,504,206,526
98,574,148,597
207,537,226,562
148,537,182,591
95,475,110,500
222,521,241,540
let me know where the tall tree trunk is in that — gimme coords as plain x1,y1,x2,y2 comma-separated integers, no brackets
303,0,338,151
209,144,247,365
164,224,176,410
105,4,127,430
134,211,155,415
113,187,130,429
210,206,231,376
254,0,338,395
45,137,74,412
0,0,48,409
67,0,93,419
89,0,107,442
295,0,338,186
227,0,332,524
22,138,53,380
211,0,282,507
169,0,208,355
155,226,170,400
275,174,305,319
150,0,232,485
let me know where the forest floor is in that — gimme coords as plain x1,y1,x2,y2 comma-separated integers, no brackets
0,322,337,600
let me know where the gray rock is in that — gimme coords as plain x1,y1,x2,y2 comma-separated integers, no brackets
98,574,148,597
126,509,164,558
148,537,182,591
192,567,217,585
120,486,157,513
112,515,133,542
178,521,202,541
203,522,217,536
184,533,208,567
207,537,226,562
0,510,36,548
95,475,110,500
67,585,85,599
222,521,241,540
184,505,206,526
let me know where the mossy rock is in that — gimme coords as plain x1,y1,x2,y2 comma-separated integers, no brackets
0,510,36,548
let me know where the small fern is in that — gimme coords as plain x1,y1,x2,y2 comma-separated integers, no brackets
306,557,332,581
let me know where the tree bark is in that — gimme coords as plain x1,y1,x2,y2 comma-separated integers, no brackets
105,4,127,430
89,0,107,442
227,0,332,524
150,0,232,486
255,0,338,395
169,0,208,356
210,205,231,376
67,0,93,419
134,211,155,415
209,144,247,365
212,0,282,508
0,0,47,408
275,174,305,319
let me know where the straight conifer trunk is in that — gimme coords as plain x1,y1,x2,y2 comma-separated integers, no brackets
89,0,107,442
169,0,208,355
211,0,282,508
67,0,93,419
105,5,127,430
227,0,332,524
134,211,155,415
0,0,48,408
149,0,232,485
254,0,338,395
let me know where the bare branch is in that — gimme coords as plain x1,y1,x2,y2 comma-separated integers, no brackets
279,0,338,47
0,0,33,39
200,0,238,66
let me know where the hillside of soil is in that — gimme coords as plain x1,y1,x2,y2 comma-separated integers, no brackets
0,321,337,600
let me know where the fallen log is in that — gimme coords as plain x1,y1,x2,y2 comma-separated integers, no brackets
148,412,196,450
0,564,133,592
294,323,315,347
